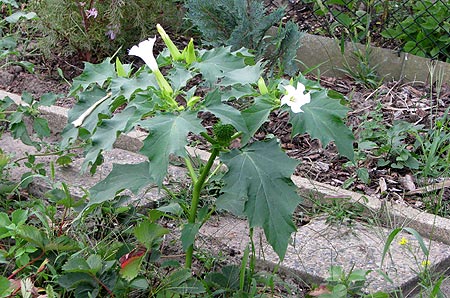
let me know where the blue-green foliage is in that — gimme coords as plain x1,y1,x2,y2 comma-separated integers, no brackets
184,0,303,75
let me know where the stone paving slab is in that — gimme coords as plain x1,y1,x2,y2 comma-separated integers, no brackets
0,133,187,207
200,214,450,296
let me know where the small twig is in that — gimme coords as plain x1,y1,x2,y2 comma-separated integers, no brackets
406,179,450,196
8,251,45,279
92,273,115,297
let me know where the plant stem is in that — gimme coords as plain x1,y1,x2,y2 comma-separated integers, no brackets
13,145,83,163
8,250,45,279
185,147,220,268
184,157,198,184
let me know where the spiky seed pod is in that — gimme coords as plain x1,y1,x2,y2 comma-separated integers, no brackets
213,123,236,146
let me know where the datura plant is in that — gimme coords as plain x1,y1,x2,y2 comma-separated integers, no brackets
62,24,354,269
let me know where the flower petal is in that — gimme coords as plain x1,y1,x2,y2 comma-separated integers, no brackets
280,82,311,113
129,37,158,71
282,85,296,94
295,82,306,93
290,104,303,113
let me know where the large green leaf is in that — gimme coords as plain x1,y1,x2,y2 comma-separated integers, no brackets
218,63,262,86
181,223,201,252
17,225,48,249
71,59,115,94
194,47,261,87
241,95,274,144
168,65,193,91
289,90,355,160
201,89,248,137
162,269,205,294
32,117,50,138
0,276,13,297
110,71,158,100
62,255,101,274
89,162,153,207
82,107,136,172
217,139,301,259
66,86,111,133
139,112,204,186
58,272,98,296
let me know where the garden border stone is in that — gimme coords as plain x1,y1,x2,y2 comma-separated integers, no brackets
296,33,450,83
2,89,450,295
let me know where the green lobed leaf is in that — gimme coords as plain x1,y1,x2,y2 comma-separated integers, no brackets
70,58,115,94
39,93,59,106
241,95,274,144
162,269,205,294
201,89,248,138
134,220,169,250
110,71,158,100
58,272,97,292
194,47,260,87
168,65,193,91
32,117,50,138
88,162,153,208
170,278,205,295
44,235,80,252
86,255,103,274
11,209,28,226
119,253,144,282
16,225,47,249
10,122,34,147
181,223,201,252
289,89,355,160
139,112,204,186
218,62,262,86
81,107,136,172
205,265,241,290
65,86,111,134
217,139,302,259
62,257,91,273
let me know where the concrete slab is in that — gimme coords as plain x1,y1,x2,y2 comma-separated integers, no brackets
295,33,449,83
200,214,450,295
0,133,186,207
291,176,450,247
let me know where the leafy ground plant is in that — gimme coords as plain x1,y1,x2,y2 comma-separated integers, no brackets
308,265,389,298
382,227,445,297
61,23,354,289
0,0,36,73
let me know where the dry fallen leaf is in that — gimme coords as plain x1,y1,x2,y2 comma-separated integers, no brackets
399,174,415,192
308,284,331,296
379,177,387,194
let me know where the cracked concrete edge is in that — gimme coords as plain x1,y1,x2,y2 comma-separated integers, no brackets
3,89,450,245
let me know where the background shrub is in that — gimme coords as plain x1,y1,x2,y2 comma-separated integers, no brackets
184,0,303,76
29,0,184,62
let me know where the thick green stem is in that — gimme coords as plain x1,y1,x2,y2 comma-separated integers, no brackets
185,147,220,268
